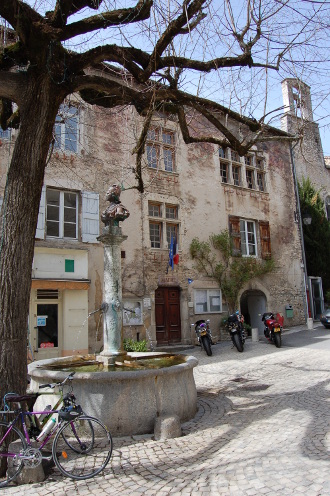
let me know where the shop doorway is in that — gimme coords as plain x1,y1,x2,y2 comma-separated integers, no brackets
155,287,181,345
309,277,324,320
30,290,62,360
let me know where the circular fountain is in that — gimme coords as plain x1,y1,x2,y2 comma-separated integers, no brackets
28,353,198,436
28,185,198,436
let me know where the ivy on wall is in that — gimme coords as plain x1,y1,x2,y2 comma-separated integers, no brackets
190,230,274,313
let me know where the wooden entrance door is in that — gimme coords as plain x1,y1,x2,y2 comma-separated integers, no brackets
155,287,181,345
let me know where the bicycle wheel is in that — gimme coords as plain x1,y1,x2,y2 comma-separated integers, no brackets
52,416,112,480
61,417,94,454
0,421,27,487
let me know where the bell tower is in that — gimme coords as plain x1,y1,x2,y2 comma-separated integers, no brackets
281,79,314,124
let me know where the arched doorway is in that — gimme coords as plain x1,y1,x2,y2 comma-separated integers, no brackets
240,290,267,335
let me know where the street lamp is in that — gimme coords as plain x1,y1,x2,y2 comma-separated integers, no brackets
302,210,312,226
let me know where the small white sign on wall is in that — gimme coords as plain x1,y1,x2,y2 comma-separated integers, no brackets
143,298,151,308
37,315,47,327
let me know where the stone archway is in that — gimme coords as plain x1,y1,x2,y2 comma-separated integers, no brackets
240,290,267,336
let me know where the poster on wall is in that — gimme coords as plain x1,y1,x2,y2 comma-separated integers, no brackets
122,300,143,326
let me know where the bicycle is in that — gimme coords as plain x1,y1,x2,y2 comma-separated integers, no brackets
0,373,113,487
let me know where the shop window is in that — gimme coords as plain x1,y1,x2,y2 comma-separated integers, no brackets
194,289,222,313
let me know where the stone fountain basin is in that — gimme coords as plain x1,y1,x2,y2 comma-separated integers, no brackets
28,353,198,437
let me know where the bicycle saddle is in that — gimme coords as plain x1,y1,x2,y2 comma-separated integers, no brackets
5,393,39,403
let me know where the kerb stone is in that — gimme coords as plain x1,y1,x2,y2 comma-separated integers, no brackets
154,415,182,440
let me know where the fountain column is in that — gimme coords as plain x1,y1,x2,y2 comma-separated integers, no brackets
96,185,130,368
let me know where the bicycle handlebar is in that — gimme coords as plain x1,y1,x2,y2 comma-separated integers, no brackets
39,372,75,390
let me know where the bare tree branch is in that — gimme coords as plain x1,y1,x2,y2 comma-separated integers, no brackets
51,0,103,28
60,0,153,41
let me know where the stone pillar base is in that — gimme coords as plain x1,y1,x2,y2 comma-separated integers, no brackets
154,415,182,440
307,318,314,330
252,328,259,342
96,351,127,368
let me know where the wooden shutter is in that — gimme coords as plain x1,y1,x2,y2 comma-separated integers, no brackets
35,185,46,239
81,191,99,243
259,221,271,259
229,215,241,256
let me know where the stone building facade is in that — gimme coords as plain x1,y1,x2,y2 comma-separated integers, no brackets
281,79,330,317
0,84,312,360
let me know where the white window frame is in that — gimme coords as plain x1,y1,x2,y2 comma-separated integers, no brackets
240,219,257,257
194,289,222,314
220,149,267,192
148,201,179,249
46,189,78,240
54,104,79,153
146,128,176,172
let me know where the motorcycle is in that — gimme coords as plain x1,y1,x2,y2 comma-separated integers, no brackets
192,319,213,356
225,311,245,352
261,312,284,348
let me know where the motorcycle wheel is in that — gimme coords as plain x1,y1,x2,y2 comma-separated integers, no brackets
201,336,212,356
232,333,244,352
273,332,282,348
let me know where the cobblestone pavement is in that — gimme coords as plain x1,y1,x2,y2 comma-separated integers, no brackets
5,326,330,495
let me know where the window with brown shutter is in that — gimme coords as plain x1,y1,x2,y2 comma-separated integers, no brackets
259,221,271,259
229,216,241,256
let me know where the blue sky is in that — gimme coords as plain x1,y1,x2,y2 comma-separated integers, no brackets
15,1,330,154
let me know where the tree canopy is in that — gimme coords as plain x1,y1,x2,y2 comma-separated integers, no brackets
298,177,330,298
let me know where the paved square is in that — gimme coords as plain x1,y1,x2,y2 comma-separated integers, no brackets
4,326,330,495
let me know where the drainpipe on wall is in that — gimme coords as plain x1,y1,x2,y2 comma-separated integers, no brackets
289,143,311,323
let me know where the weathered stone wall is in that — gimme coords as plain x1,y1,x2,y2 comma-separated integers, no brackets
0,94,309,356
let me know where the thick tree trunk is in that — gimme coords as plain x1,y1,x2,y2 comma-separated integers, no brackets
0,75,66,402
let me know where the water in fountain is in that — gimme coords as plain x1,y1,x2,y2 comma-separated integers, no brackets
71,304,106,356
145,325,155,351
